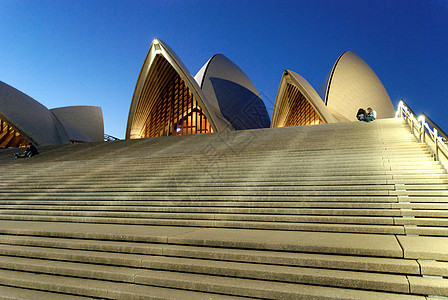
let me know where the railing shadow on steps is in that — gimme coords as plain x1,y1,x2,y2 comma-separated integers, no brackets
396,100,448,167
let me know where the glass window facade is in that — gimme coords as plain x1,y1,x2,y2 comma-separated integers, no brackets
279,83,324,127
143,72,212,138
132,54,213,139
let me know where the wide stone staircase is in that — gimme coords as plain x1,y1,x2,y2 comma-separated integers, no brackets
0,118,447,299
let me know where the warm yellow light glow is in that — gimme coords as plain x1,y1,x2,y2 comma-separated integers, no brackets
0,118,29,148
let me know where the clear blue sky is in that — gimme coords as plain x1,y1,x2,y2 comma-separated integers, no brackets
1,0,447,138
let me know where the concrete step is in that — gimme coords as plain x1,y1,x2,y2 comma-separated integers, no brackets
0,285,89,300
406,184,448,190
407,276,448,297
397,235,448,260
401,210,448,217
418,260,448,277
0,195,401,202
407,190,448,196
0,190,398,197
7,184,445,193
396,217,448,226
0,269,239,299
2,169,445,182
0,207,404,216
3,152,436,168
393,203,448,209
0,235,420,275
2,155,441,169
0,215,406,234
0,202,397,209
1,168,444,183
0,210,400,221
2,177,447,187
0,220,407,258
405,197,448,203
404,227,448,237
0,254,412,294
0,265,426,299
0,151,435,167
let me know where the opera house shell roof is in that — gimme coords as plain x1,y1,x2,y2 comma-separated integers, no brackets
272,51,395,128
194,54,270,131
50,106,104,143
271,70,337,128
0,81,104,148
126,39,270,139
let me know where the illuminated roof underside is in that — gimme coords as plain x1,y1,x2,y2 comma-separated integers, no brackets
0,118,28,148
319,51,395,122
126,39,217,139
271,70,336,128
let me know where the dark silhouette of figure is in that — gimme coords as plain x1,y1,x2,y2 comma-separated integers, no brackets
357,108,366,121
14,143,39,158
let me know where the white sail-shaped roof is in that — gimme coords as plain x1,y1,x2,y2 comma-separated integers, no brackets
0,81,105,147
50,106,104,142
195,54,270,130
0,81,70,146
319,51,395,121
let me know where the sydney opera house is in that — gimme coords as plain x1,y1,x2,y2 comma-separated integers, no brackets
0,38,394,149
5,39,448,299
126,39,395,140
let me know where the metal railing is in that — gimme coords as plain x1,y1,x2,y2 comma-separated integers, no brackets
396,100,448,161
104,134,120,142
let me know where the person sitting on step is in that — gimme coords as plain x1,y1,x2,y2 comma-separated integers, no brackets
356,108,366,121
14,143,39,158
364,107,377,122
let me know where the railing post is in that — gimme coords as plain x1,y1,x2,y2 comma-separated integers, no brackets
420,119,425,143
434,128,439,161
404,107,409,125
400,101,404,119
418,120,422,143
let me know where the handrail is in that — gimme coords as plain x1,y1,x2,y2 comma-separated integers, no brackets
396,100,448,161
421,113,448,142
104,134,120,142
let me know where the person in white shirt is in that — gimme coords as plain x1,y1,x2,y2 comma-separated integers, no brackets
365,107,377,122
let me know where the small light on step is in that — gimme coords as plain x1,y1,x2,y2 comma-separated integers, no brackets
418,115,425,123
